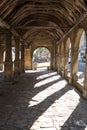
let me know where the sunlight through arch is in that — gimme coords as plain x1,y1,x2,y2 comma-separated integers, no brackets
32,47,51,70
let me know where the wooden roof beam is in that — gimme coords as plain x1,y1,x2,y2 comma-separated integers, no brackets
0,18,10,29
0,18,22,39
57,11,87,44
14,26,71,30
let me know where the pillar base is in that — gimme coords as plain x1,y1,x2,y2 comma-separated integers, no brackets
61,71,65,78
82,81,87,100
64,69,68,78
19,60,22,73
4,61,13,82
69,73,78,85
82,89,87,100
68,75,73,84
0,63,3,70
14,60,20,75
21,60,25,73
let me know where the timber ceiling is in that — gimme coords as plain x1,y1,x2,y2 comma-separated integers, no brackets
0,0,87,45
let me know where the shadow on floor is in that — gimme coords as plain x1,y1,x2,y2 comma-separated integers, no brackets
0,70,87,130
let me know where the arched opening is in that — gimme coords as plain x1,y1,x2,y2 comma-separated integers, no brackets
32,47,51,70
68,43,71,72
12,47,15,62
3,50,6,71
0,49,5,82
77,30,86,84
12,47,15,71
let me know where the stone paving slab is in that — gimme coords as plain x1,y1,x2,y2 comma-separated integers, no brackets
0,70,87,130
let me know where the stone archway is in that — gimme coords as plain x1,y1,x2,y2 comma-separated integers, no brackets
68,28,86,85
32,47,51,70
76,30,86,86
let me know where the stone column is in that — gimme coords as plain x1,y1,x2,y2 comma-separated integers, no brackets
14,36,20,76
70,49,78,84
4,32,13,82
59,42,64,76
55,44,58,70
0,42,4,70
21,42,25,73
69,31,78,84
83,29,87,99
25,46,32,70
56,53,59,72
51,43,56,70
64,51,69,77
56,45,58,72
58,44,61,73
61,42,65,77
64,38,71,78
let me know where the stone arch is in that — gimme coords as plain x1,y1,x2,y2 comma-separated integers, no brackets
65,37,71,53
74,28,84,49
69,28,86,85
24,29,57,48
31,46,51,64
32,46,51,56
77,29,86,78
73,28,86,65
32,46,51,70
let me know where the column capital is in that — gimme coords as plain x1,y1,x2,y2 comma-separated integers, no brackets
14,36,20,47
0,28,12,35
71,49,78,55
65,52,69,56
20,40,25,45
70,29,77,44
14,35,20,41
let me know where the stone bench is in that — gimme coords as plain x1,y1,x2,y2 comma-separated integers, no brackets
33,62,50,70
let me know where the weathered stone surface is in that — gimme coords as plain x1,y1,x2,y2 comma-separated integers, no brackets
0,70,87,130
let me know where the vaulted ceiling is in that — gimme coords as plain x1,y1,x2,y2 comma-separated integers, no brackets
0,0,87,45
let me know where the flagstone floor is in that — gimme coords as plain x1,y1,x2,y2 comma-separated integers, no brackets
0,69,87,130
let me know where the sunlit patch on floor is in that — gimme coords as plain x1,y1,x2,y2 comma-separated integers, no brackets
28,80,68,107
30,88,80,130
36,72,57,80
34,75,61,88
0,70,87,130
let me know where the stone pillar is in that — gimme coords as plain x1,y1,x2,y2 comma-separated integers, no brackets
25,46,32,70
58,44,61,73
56,45,59,71
14,36,20,76
83,29,87,99
70,49,78,83
59,42,64,76
61,42,65,77
0,43,4,70
56,53,59,72
57,54,60,72
55,44,58,70
21,42,25,73
64,37,71,78
64,51,69,77
69,31,78,84
51,43,56,70
4,32,13,82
